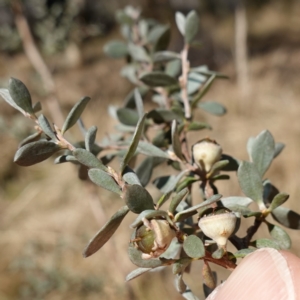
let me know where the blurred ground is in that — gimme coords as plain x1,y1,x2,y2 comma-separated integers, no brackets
0,1,300,299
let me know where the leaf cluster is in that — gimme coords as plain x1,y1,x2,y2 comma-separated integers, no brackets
0,6,299,300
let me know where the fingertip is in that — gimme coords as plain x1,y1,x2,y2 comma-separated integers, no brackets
206,248,300,300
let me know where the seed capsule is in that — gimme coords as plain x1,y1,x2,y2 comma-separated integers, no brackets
134,218,176,259
192,139,222,173
198,212,236,247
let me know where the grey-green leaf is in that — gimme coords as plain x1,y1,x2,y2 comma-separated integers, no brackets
153,51,181,62
19,132,42,147
271,206,300,229
134,88,144,118
38,114,57,140
123,184,154,214
198,101,227,116
183,235,205,259
9,78,34,115
237,161,263,205
172,258,192,275
221,154,240,171
130,209,169,229
117,108,139,126
85,126,98,152
147,108,182,124
139,71,178,87
137,141,169,159
174,194,222,222
248,130,275,178
184,10,199,44
187,121,212,131
233,248,255,258
128,238,163,268
191,75,216,108
208,160,229,175
14,140,62,166
274,142,285,159
0,88,25,114
171,120,184,160
121,113,147,172
103,40,128,58
175,12,186,35
83,205,129,257
150,25,171,52
88,168,121,194
252,238,279,250
74,149,106,171
169,188,189,214
125,267,152,282
221,197,253,211
128,43,150,62
135,157,154,187
269,192,289,211
267,222,291,249
122,166,142,186
32,101,42,113
61,96,90,134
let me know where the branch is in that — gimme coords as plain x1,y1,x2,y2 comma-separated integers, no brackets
179,44,191,120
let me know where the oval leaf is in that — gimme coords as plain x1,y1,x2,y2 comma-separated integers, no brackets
84,126,98,152
0,88,25,114
267,222,291,249
169,188,189,214
135,157,154,187
125,267,152,282
117,108,139,126
269,192,289,211
9,78,34,115
88,168,121,194
14,140,61,166
74,149,106,171
139,71,178,87
184,10,199,44
171,120,184,161
123,184,154,214
252,238,279,250
237,161,263,205
128,43,150,62
198,101,227,116
183,235,205,259
153,51,181,63
137,141,169,159
187,121,212,131
134,88,144,118
128,238,163,268
248,130,275,178
122,166,142,186
103,40,128,58
175,12,185,35
121,113,147,172
83,205,129,257
61,96,90,134
19,132,42,147
38,114,57,140
130,209,169,229
271,206,300,229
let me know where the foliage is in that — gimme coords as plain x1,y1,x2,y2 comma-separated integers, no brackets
1,6,299,299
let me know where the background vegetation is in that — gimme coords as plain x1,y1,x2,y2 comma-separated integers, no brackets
0,0,300,299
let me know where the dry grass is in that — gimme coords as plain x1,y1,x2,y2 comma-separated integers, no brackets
1,3,300,299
